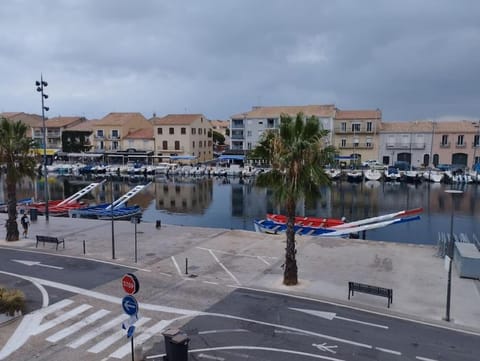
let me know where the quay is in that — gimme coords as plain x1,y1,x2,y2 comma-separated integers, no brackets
1,213,479,356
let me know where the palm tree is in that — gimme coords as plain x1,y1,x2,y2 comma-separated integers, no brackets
251,112,336,285
0,117,38,241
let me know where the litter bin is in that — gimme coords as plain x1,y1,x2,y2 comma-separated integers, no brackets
163,328,189,361
29,208,38,222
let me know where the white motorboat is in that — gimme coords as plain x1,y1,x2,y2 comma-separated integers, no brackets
364,169,383,181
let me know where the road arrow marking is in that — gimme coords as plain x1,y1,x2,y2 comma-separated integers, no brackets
313,343,338,354
289,307,388,329
198,354,225,361
12,259,64,270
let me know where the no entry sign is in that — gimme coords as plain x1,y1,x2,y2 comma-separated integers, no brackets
122,273,140,295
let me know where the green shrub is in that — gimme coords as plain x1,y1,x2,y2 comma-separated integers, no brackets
0,287,26,316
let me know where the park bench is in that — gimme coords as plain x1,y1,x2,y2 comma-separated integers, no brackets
348,281,393,308
36,235,65,250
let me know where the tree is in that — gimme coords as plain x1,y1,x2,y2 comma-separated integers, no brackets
212,130,225,145
0,118,38,241
252,113,335,285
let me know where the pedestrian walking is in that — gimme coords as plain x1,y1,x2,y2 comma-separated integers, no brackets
21,213,30,238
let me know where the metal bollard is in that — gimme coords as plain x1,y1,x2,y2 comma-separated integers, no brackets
185,258,188,275
156,220,161,229
83,240,86,254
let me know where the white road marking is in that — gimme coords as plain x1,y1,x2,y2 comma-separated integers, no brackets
274,330,309,336
0,299,72,360
313,343,338,354
147,346,347,361
202,281,219,285
198,354,225,361
68,314,129,348
171,256,182,276
197,246,278,261
32,304,92,335
46,309,111,343
88,317,151,353
416,357,439,361
12,259,64,269
199,329,248,335
109,320,172,359
0,246,151,272
290,307,388,329
257,256,271,265
207,249,241,285
375,347,401,355
240,286,480,336
0,270,49,307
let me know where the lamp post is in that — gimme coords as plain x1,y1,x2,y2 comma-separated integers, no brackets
35,75,50,222
111,176,116,259
444,189,463,322
473,121,480,182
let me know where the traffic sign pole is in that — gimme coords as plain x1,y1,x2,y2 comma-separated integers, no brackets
121,273,140,361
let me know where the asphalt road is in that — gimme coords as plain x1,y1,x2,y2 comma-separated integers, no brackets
1,249,478,361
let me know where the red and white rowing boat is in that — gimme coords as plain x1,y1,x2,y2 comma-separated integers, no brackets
266,207,423,229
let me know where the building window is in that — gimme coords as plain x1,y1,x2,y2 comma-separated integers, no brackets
192,141,195,148
181,127,186,135
198,128,202,135
175,141,180,150
111,129,119,138
169,127,174,135
247,142,252,149
247,130,252,137
157,128,163,135
366,137,372,148
191,128,196,135
162,141,168,150
96,130,104,137
366,122,372,132
474,134,480,147
267,118,275,128
341,139,346,147
112,141,118,150
441,135,448,145
352,123,360,132
457,135,464,145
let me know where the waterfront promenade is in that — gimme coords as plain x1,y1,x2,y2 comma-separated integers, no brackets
1,213,479,357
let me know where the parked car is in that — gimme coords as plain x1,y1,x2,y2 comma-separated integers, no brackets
362,159,382,168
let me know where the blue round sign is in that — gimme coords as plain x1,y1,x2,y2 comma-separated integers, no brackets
122,295,139,316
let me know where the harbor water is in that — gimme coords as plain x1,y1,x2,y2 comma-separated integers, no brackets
5,174,480,246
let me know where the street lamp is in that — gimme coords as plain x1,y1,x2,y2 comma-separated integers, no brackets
110,176,116,259
35,75,50,222
472,121,480,182
444,189,463,322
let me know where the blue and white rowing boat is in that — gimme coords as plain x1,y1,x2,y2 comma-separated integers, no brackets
69,183,150,220
254,215,421,238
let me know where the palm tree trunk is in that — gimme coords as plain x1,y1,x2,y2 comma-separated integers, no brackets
6,175,19,242
283,198,298,285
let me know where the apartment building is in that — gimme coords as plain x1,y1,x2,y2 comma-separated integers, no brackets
0,112,43,138
378,120,480,168
151,114,213,162
31,116,86,151
230,105,336,152
333,109,382,164
91,112,151,152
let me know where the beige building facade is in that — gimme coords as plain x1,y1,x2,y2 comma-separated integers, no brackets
91,112,152,152
333,109,382,164
152,114,213,163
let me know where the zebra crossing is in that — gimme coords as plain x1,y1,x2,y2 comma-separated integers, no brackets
32,299,169,359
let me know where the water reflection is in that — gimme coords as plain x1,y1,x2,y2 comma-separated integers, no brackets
2,174,479,245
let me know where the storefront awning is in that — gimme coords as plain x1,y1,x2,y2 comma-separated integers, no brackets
32,148,59,156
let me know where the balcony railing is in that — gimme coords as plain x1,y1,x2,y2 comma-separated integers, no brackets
455,143,466,148
440,142,451,148
338,142,374,149
157,146,185,152
335,127,375,134
386,143,425,150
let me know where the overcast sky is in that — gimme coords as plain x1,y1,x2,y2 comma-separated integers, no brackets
1,0,479,122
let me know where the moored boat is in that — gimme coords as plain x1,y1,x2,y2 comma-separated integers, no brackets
266,213,345,228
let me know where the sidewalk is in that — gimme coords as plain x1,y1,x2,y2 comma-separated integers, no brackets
1,213,479,334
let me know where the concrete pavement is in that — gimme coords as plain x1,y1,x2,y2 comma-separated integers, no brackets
1,212,479,336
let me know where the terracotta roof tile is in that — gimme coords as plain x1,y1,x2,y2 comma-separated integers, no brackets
380,120,479,133
44,116,85,128
124,128,154,139
231,105,336,119
151,114,206,125
67,119,100,132
96,112,148,126
0,112,43,127
335,109,382,120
